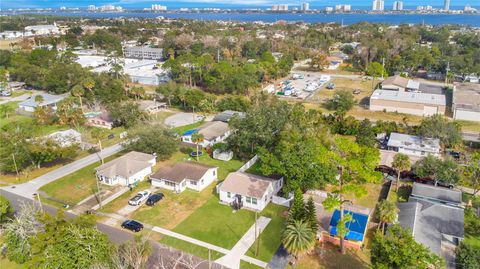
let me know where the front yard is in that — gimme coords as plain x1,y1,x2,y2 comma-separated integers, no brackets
39,153,124,207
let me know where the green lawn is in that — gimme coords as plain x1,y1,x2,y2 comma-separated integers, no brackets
171,196,256,249
240,261,264,269
0,235,28,269
246,204,288,262
195,153,244,180
40,153,124,206
160,235,224,261
173,121,205,135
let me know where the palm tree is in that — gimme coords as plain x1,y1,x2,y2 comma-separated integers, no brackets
376,200,398,233
282,219,316,260
82,77,95,95
131,86,145,101
392,153,411,192
191,132,204,162
0,104,15,119
71,84,85,112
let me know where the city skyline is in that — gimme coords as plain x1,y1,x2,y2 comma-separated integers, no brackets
1,0,479,9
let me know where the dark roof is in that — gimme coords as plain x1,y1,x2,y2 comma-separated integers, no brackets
398,200,464,256
329,210,369,242
150,162,216,183
411,183,462,205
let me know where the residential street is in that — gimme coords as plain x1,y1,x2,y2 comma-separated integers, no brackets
0,143,123,199
0,92,39,105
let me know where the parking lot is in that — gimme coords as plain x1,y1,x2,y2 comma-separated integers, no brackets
274,72,331,100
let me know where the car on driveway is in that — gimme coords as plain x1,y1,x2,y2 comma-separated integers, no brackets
128,190,152,206
121,220,144,232
146,193,165,206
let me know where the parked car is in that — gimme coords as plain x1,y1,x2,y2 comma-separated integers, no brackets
121,220,144,232
436,181,454,189
128,190,152,206
146,193,165,206
326,83,335,90
448,151,461,160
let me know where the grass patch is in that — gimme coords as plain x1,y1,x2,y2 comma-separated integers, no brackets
0,235,29,269
173,121,205,135
292,242,370,269
327,183,383,209
132,185,217,229
240,261,263,269
246,204,288,262
160,235,224,261
171,196,256,249
40,153,123,206
195,153,244,180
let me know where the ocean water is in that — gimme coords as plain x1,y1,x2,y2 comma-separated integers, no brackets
5,11,480,26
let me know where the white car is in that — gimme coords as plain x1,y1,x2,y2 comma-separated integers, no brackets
128,190,152,206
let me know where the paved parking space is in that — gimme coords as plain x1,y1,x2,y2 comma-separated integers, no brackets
275,72,331,100
164,112,204,127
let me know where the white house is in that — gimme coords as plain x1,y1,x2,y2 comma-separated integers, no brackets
181,121,231,147
96,151,156,186
24,24,60,36
218,172,284,211
150,162,218,193
387,132,441,157
47,129,82,147
18,93,65,113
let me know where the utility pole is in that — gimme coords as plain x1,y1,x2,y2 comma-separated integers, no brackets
445,61,450,85
12,153,19,179
36,193,44,213
96,174,103,209
382,58,385,79
208,249,211,269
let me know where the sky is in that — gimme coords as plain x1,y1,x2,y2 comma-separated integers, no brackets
0,0,477,9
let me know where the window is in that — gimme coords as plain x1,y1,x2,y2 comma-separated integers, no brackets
227,192,231,198
190,180,197,185
246,197,251,203
252,198,257,205
164,180,176,187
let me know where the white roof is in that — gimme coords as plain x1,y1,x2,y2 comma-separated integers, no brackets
387,132,440,153
407,80,420,90
371,90,446,106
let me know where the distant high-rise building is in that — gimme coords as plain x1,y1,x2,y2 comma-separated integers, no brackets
335,4,351,12
88,5,96,11
302,2,310,11
372,0,385,11
151,4,167,11
272,4,289,11
325,7,334,12
444,0,450,11
393,1,403,11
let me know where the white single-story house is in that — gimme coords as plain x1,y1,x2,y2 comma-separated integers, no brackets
181,121,231,147
150,162,218,193
137,100,168,114
218,172,284,211
387,132,441,157
96,151,156,186
47,129,82,147
18,93,65,113
452,83,480,122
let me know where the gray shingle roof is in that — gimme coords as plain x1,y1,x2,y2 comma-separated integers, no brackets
411,183,462,205
213,110,246,122
19,93,65,108
150,162,216,183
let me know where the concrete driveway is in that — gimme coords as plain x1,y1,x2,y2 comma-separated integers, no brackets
164,112,204,127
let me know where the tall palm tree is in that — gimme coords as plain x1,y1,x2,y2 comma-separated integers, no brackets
191,132,204,162
392,153,411,191
71,84,85,112
82,77,95,95
376,200,398,233
282,219,315,259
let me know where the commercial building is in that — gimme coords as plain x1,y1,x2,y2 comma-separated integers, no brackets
452,83,480,122
393,1,404,11
386,132,441,157
335,5,351,12
271,4,289,11
444,0,450,11
372,0,385,11
151,4,167,11
124,46,163,60
370,89,446,116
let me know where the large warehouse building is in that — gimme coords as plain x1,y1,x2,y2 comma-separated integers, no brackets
452,83,480,122
370,89,446,116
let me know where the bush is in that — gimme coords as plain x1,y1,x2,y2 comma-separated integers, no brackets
456,242,480,269
124,125,178,160
0,195,13,223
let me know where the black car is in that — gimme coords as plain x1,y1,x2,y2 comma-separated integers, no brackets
121,220,144,232
146,193,165,206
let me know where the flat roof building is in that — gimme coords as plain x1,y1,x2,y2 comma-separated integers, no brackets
370,89,446,116
452,83,480,122
124,46,163,60
387,132,441,157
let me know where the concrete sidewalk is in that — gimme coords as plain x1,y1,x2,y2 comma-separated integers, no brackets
1,143,123,199
215,216,271,269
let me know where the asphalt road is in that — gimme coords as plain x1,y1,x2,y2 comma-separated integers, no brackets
1,143,123,199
